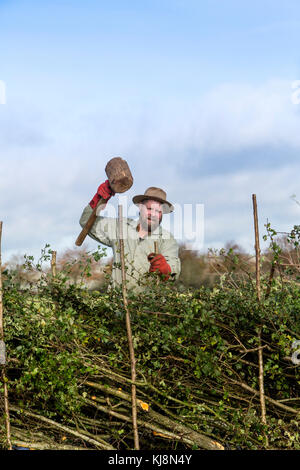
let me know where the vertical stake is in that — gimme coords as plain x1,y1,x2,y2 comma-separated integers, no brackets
0,221,12,450
51,250,57,277
252,195,267,433
118,205,140,450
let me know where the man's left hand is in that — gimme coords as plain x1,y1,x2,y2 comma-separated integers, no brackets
148,253,171,280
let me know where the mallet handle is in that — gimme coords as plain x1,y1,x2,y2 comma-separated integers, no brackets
75,197,105,246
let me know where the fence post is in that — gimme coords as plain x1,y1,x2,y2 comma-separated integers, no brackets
118,205,140,450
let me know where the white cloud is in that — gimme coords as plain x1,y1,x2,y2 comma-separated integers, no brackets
1,78,300,261
168,79,300,156
174,164,300,254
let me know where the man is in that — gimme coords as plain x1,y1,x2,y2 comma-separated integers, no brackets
79,180,181,291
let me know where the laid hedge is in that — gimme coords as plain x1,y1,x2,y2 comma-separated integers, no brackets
0,258,299,450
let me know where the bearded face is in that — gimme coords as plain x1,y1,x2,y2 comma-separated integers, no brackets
139,199,163,233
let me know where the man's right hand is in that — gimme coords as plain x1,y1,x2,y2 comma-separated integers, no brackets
89,180,115,209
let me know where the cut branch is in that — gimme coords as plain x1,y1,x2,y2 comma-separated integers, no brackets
9,405,115,450
231,380,300,415
84,382,224,450
83,395,224,450
252,194,267,429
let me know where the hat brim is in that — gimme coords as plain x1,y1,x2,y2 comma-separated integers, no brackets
132,195,174,214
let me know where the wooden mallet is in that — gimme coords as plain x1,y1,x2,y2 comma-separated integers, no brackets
75,157,133,246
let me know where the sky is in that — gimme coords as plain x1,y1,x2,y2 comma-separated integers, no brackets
1,0,300,263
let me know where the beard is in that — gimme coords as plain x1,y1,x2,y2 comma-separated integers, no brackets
140,214,162,233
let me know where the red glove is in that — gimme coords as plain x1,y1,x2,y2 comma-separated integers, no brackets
148,253,171,281
89,180,115,209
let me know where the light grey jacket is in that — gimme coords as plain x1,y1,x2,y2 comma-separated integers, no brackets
79,205,181,291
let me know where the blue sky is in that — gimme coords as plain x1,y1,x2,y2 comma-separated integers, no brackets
0,0,300,262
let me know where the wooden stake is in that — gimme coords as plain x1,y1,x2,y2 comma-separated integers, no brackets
154,242,159,285
252,195,267,430
252,195,261,302
118,205,140,450
51,250,57,277
257,330,267,426
0,221,12,450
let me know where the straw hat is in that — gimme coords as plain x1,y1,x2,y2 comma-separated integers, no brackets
132,187,174,214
